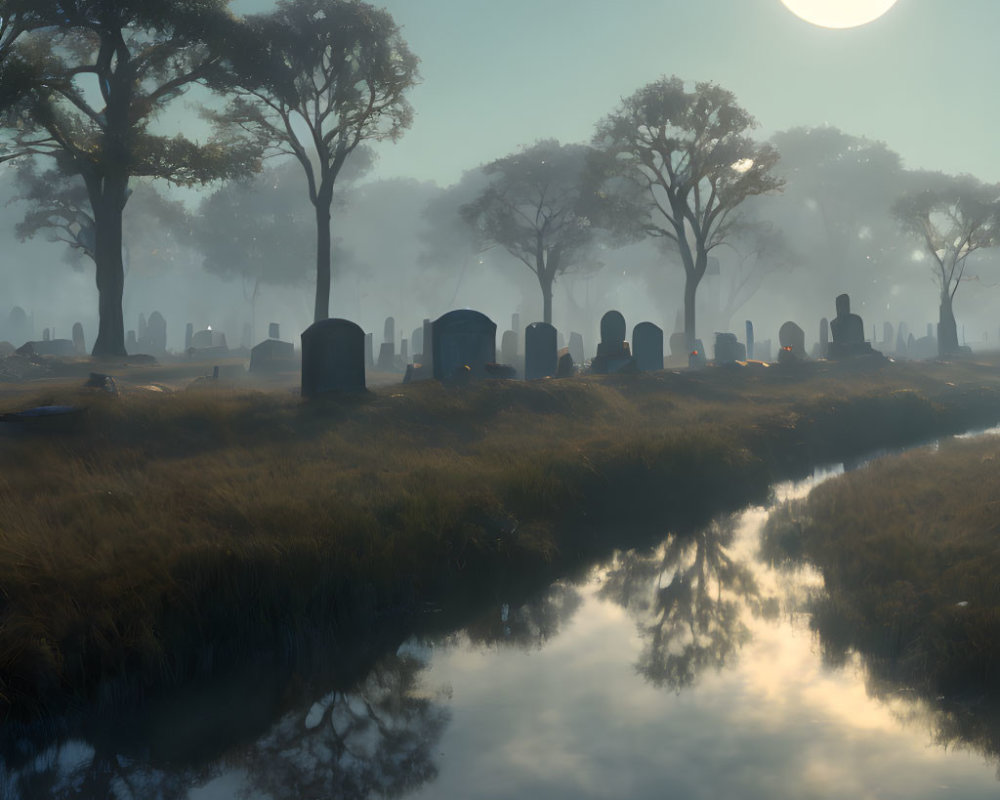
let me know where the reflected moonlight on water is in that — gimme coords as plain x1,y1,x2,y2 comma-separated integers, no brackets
779,0,899,29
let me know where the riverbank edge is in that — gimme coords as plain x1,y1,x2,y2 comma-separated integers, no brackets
4,364,1000,725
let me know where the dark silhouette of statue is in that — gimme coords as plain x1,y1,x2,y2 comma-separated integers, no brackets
827,293,877,358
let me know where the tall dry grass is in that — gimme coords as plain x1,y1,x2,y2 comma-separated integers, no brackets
764,432,1000,704
2,355,1000,719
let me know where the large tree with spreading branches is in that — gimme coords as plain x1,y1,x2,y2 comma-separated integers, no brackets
893,172,1000,356
592,76,783,348
0,0,259,356
461,140,601,325
211,0,419,323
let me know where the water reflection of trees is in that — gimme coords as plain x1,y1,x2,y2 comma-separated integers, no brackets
764,497,1000,771
461,582,583,650
0,739,211,800
600,516,761,691
0,651,448,800
236,652,449,800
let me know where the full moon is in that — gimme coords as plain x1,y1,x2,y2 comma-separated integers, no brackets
779,0,899,29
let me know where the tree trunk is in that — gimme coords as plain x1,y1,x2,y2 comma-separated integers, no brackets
683,274,699,351
938,292,959,356
314,201,332,323
541,279,553,325
90,177,129,358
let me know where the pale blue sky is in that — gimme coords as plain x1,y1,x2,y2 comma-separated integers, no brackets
235,0,1000,186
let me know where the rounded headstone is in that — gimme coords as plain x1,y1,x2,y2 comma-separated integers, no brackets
600,310,626,344
301,318,366,396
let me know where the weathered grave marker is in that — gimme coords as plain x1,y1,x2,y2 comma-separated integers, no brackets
301,318,366,396
632,322,664,372
524,322,558,380
431,310,496,381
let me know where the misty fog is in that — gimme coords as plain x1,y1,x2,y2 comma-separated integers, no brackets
3,0,1000,356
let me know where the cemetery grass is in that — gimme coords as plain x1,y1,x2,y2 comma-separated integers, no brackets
763,432,1000,720
3,356,1000,720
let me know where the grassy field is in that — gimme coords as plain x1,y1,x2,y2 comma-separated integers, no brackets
764,431,1000,712
4,353,1000,721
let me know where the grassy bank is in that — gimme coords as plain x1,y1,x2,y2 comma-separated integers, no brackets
764,432,1000,705
4,355,1000,721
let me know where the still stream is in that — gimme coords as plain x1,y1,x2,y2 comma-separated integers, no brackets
4,434,1000,799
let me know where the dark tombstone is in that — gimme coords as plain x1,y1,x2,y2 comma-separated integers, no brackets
828,294,876,358
556,348,574,378
147,311,167,353
185,322,194,351
714,332,745,364
883,322,894,350
501,330,518,365
668,331,687,359
412,326,424,360
895,322,909,355
524,322,558,380
269,322,280,340
688,339,706,369
189,329,227,358
431,310,496,382
592,310,633,374
511,313,520,336
138,313,147,344
599,310,626,351
778,321,807,362
31,338,77,356
376,341,396,371
745,320,755,361
384,316,395,345
830,294,864,343
819,317,829,358
632,322,664,372
568,332,584,367
250,338,295,373
7,306,31,345
300,318,366,396
911,335,937,359
365,332,374,368
43,328,51,341
422,318,433,371
72,322,85,355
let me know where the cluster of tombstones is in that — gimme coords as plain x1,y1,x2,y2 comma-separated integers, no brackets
126,312,168,355
298,293,899,397
0,292,955,392
301,309,669,396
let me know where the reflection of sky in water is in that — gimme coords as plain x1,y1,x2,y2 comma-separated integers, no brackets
404,486,998,800
7,460,1000,798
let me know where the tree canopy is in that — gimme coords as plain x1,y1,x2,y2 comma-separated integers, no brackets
0,0,260,355
893,172,1000,355
212,0,419,322
592,76,783,347
461,139,600,325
